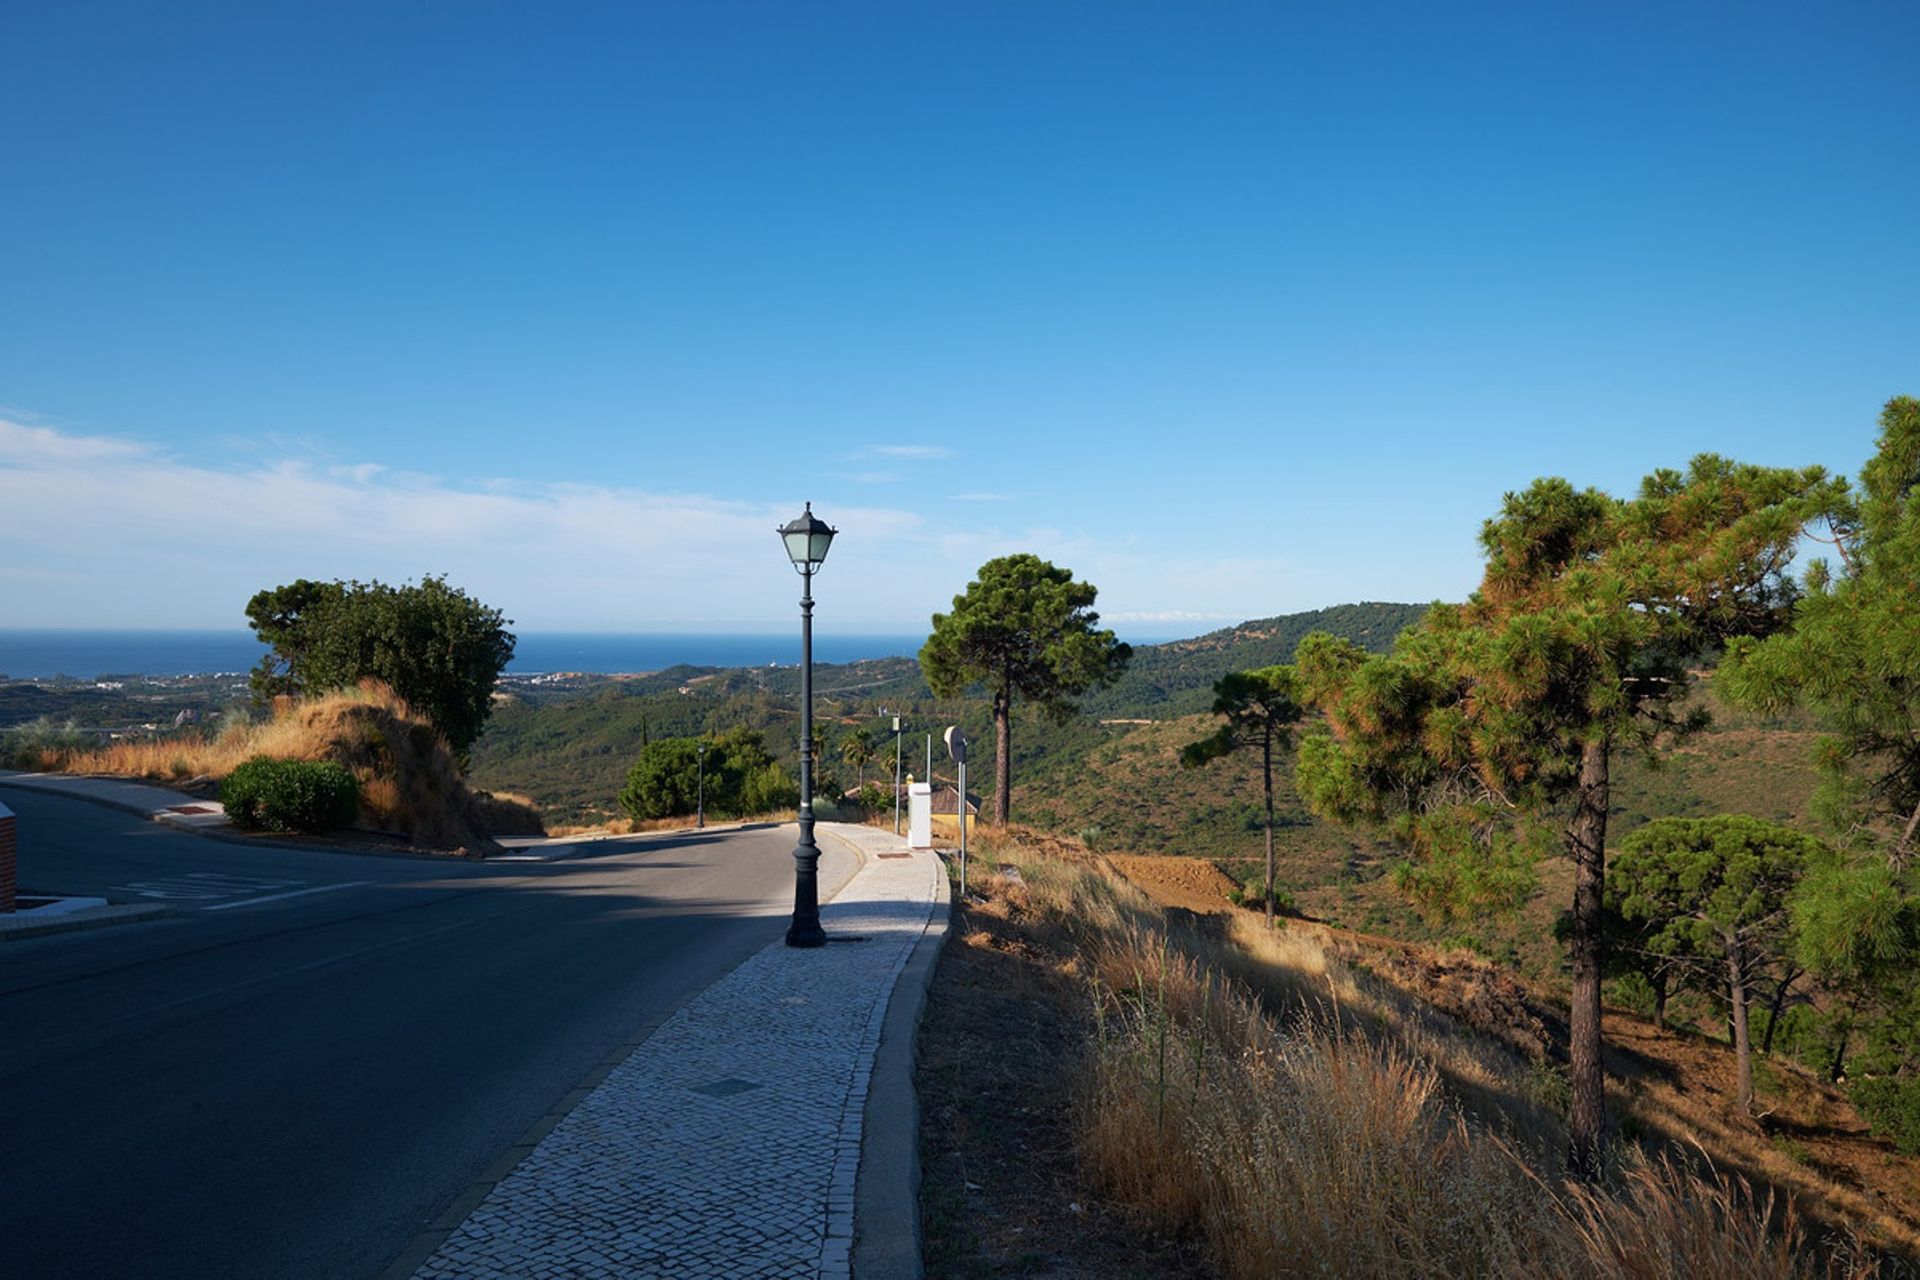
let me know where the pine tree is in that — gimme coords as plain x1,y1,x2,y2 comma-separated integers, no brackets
1294,456,1835,1176
921,555,1131,825
1609,815,1822,1116
1181,666,1303,923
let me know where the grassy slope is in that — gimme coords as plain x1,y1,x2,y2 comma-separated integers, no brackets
924,829,1920,1277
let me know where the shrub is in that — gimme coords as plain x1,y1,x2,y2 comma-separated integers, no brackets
618,727,792,822
1848,1076,1920,1155
221,757,361,834
1,717,90,769
739,761,799,814
854,781,891,815
619,739,705,820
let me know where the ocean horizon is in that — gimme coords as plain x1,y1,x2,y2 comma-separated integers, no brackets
0,629,931,681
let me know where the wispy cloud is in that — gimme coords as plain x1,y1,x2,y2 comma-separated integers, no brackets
0,419,926,628
870,443,953,460
1,418,1397,631
0,418,150,463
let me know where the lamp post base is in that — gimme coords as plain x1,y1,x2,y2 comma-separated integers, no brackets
785,918,827,948
786,824,827,948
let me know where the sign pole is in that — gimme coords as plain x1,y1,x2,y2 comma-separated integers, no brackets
958,756,968,898
945,725,970,900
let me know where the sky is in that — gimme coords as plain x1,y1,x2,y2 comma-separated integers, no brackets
3,1,1916,635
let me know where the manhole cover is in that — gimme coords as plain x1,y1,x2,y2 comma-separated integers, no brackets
690,1077,762,1098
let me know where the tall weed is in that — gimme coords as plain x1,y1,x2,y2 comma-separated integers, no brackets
970,838,1891,1278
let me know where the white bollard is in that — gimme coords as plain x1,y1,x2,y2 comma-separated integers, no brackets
907,782,932,849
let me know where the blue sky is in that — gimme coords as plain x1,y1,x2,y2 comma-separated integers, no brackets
3,2,1915,634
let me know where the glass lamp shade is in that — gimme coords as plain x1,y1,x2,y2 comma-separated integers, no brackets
779,503,837,571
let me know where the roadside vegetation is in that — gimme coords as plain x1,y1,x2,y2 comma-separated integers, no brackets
245,574,515,759
5,680,540,851
922,826,1912,1277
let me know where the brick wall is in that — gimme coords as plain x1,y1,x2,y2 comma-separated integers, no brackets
0,801,15,913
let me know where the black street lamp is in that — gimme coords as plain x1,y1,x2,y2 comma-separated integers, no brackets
779,502,836,948
696,741,707,830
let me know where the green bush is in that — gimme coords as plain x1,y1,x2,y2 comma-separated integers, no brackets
854,781,891,815
618,728,794,822
1227,884,1297,916
1,717,90,768
739,761,799,814
1848,1076,1920,1155
221,757,361,834
1605,972,1660,1020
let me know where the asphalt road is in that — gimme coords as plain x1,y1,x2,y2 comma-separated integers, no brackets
0,786,856,1280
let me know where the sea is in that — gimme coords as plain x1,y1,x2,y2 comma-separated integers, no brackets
0,630,929,681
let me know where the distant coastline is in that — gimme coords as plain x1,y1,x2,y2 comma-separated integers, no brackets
0,630,931,681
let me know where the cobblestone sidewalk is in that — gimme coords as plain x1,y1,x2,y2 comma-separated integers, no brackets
413,823,945,1280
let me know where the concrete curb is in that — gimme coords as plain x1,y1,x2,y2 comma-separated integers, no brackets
852,848,953,1279
0,774,179,824
0,774,483,864
0,902,174,942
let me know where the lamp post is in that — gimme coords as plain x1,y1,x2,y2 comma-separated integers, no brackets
696,741,707,829
779,502,836,948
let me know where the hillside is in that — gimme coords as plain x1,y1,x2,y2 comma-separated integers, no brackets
1013,683,1827,981
1082,601,1429,718
922,827,1920,1276
465,605,1426,822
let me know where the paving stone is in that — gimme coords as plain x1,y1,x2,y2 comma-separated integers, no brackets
414,824,939,1280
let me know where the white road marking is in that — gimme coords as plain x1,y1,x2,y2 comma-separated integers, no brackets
203,881,371,911
115,879,251,900
185,873,303,887
112,872,309,901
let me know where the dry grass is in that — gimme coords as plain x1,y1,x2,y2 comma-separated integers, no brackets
956,833,1899,1279
38,681,542,852
545,808,800,838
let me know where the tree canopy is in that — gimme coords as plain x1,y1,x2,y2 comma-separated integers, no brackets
245,575,515,758
921,554,1131,824
618,727,797,822
1293,454,1836,1175
839,727,876,787
1720,396,1920,864
1609,815,1823,1114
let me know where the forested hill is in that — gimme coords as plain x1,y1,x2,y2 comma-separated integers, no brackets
1083,601,1429,718
468,601,1429,820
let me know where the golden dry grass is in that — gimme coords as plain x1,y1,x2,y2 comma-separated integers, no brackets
959,834,1895,1279
545,808,800,838
43,681,542,851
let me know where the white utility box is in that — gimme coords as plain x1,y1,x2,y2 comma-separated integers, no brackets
908,781,933,849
